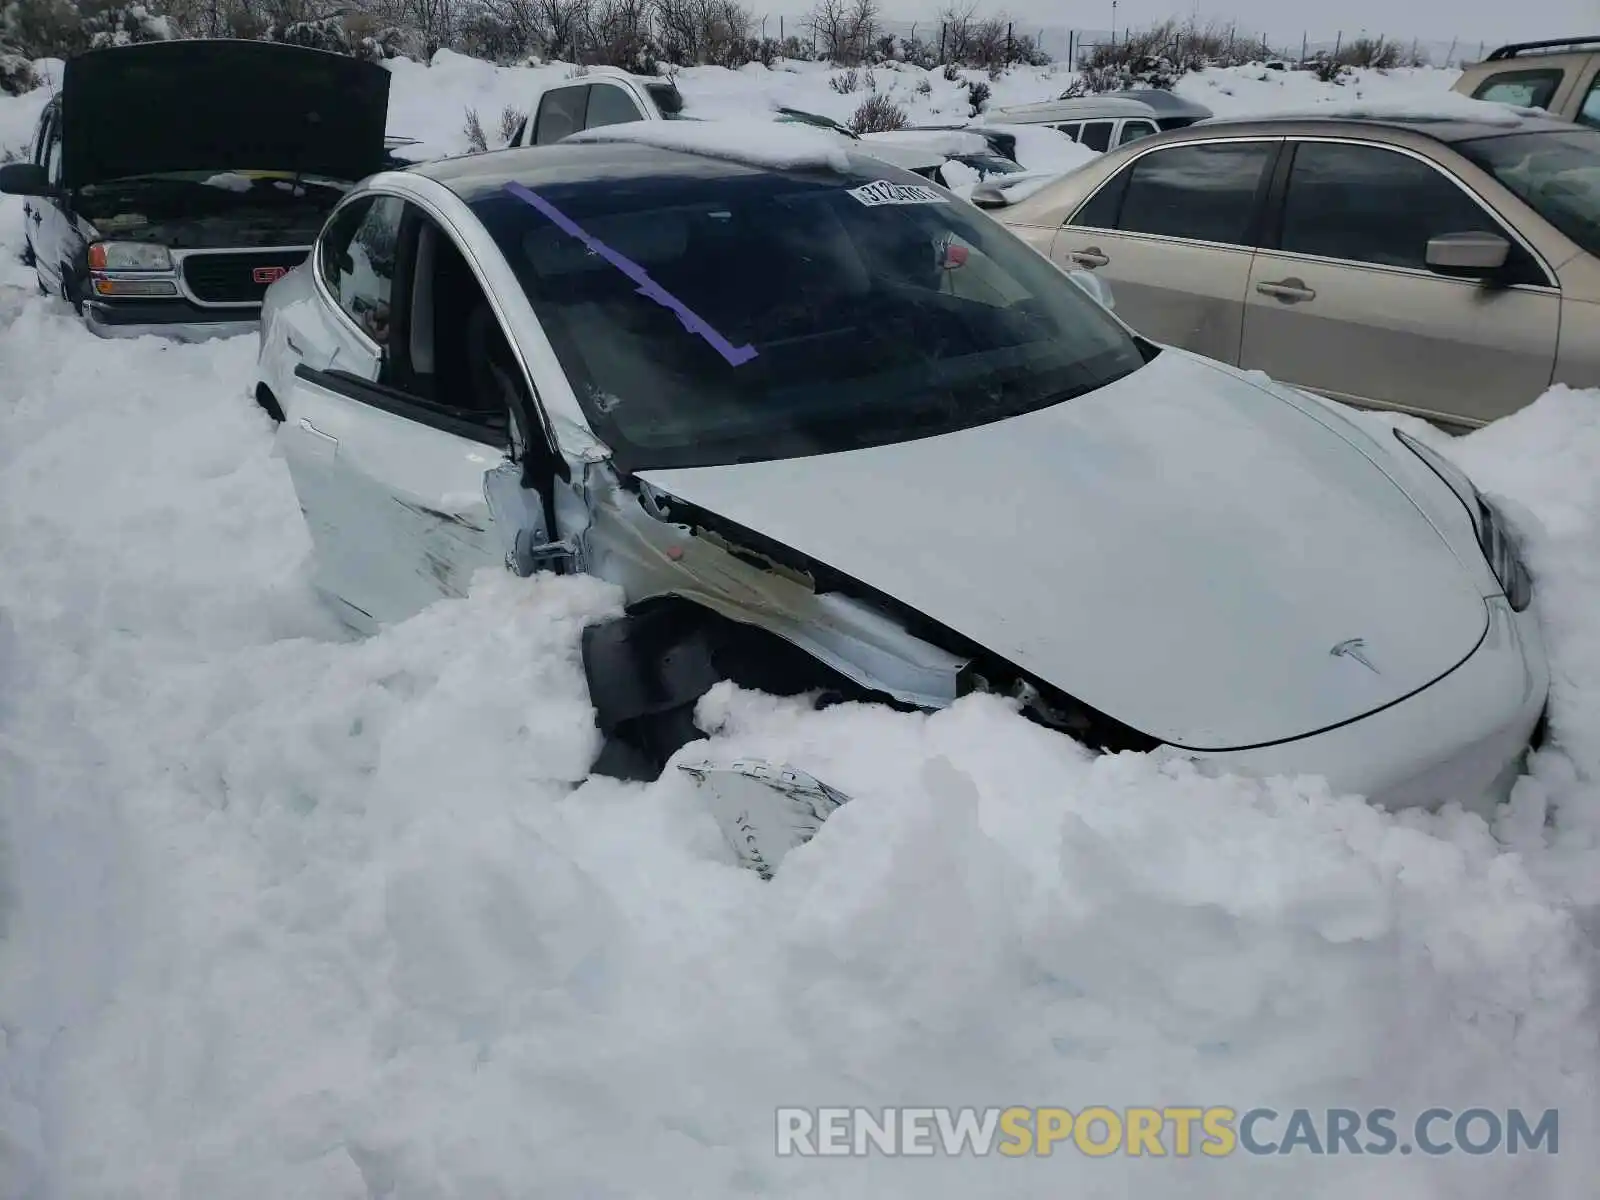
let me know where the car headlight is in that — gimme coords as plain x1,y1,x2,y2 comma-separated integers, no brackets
86,241,173,271
1395,428,1532,611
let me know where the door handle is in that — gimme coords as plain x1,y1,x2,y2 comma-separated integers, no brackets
1256,278,1316,303
1068,247,1109,268
298,417,337,445
285,334,304,357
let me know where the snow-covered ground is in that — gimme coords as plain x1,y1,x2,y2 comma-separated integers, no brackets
4,54,1600,1200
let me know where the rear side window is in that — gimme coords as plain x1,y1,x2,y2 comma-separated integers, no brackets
318,196,406,345
1079,121,1114,152
535,86,588,145
1580,75,1600,129
1471,69,1563,110
1117,120,1158,147
1278,141,1520,272
585,82,645,129
1115,141,1274,245
1054,122,1082,140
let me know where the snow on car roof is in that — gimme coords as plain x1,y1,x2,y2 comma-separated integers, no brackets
1202,92,1544,128
564,118,852,173
859,129,993,157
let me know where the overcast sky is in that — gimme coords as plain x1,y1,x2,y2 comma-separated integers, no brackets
878,0,1599,49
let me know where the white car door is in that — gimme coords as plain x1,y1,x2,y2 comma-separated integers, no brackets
275,196,531,629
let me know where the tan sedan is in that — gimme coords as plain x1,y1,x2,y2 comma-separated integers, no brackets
991,111,1600,427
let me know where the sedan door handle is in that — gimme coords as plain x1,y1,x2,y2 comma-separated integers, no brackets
1068,247,1109,268
1256,278,1316,303
298,417,337,445
285,334,304,357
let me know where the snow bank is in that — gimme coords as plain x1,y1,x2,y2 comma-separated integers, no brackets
1178,64,1463,120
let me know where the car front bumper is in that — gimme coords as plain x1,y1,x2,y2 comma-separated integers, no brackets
84,298,259,342
1191,595,1549,815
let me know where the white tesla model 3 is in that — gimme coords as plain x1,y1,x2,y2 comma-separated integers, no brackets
254,122,1548,874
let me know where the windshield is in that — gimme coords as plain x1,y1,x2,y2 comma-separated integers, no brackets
1457,129,1600,257
471,164,1146,470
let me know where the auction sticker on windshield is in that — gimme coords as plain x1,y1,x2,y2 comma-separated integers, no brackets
846,180,950,206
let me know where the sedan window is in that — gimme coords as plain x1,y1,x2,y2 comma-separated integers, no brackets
1279,141,1534,275
318,196,405,345
471,168,1148,471
1457,128,1600,258
1116,141,1275,245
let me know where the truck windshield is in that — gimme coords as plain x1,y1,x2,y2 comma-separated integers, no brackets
1457,129,1600,257
471,163,1147,471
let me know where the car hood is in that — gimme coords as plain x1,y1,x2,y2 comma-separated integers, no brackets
637,351,1491,750
62,40,391,190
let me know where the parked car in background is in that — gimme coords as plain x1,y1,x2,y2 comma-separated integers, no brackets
860,129,1026,181
1454,36,1600,128
1103,88,1214,130
251,121,1547,875
0,39,390,340
990,109,1600,428
983,95,1165,151
509,65,689,145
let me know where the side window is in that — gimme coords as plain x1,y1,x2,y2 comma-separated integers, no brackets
318,196,405,344
1579,75,1600,129
534,85,589,145
1069,166,1130,229
1471,69,1563,110
44,120,63,188
1054,122,1082,141
1117,119,1158,147
1116,141,1274,245
1278,141,1523,273
585,82,646,129
508,115,528,146
30,109,52,166
1079,121,1114,152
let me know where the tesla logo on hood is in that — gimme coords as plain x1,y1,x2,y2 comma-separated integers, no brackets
1330,638,1380,674
253,266,288,284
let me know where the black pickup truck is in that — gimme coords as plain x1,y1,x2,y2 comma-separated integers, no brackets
1,39,390,340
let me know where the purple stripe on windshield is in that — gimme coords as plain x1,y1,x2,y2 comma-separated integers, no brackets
502,181,758,368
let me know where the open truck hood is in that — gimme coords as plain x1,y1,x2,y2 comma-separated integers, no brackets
638,350,1491,751
62,39,391,190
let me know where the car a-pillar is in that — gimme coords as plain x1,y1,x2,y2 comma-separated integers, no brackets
582,595,895,781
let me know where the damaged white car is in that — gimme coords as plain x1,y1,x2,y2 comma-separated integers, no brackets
255,122,1549,876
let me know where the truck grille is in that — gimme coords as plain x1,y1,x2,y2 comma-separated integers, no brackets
181,249,309,305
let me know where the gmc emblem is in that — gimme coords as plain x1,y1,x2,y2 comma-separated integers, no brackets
253,266,288,285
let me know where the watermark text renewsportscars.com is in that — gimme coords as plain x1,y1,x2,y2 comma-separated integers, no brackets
775,1106,1559,1158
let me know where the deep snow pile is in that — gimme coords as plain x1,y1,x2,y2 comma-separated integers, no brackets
3,53,1599,1200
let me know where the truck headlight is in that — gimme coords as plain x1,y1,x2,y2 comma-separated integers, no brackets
1395,429,1532,611
87,241,173,271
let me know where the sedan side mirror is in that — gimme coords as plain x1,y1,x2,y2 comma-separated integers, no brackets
0,163,52,198
1425,231,1510,280
970,182,1009,210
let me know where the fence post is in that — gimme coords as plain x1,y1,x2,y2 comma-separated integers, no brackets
1477,40,1485,62
1006,21,1013,63
1410,37,1417,64
939,22,946,62
1444,35,1456,66
1300,31,1307,62
1333,30,1342,60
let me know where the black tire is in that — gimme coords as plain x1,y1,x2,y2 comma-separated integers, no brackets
60,265,83,316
